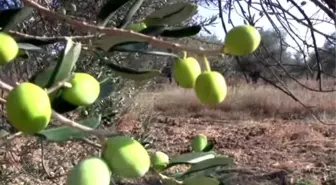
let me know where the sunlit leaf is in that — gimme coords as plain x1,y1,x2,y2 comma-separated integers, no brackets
182,156,235,176
17,43,43,51
168,152,216,166
144,2,198,26
46,38,81,88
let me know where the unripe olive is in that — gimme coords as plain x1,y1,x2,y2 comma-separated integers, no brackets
102,136,151,178
194,71,227,105
223,25,261,56
0,32,19,65
6,82,52,134
173,57,201,88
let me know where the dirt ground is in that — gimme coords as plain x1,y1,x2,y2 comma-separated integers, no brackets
0,113,335,185
1,78,336,185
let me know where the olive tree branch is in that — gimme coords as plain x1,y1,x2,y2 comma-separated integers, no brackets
9,30,96,41
22,0,224,57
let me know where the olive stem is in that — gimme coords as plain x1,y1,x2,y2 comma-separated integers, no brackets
182,51,187,59
202,55,212,72
46,81,72,94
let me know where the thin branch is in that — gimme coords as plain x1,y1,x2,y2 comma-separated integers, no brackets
51,111,119,137
22,0,224,56
9,31,95,41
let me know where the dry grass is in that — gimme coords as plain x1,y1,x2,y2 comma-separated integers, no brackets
132,78,336,121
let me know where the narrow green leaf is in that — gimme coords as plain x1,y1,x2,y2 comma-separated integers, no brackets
94,35,147,52
30,65,56,88
36,115,102,142
15,37,59,46
144,2,198,26
118,0,145,28
160,25,202,38
17,43,43,51
105,63,161,81
168,152,216,166
182,156,235,176
46,38,81,89
0,7,34,32
104,62,161,81
110,42,149,52
97,0,131,27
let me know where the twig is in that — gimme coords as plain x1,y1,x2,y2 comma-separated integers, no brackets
40,139,52,178
0,81,14,91
51,111,119,137
46,81,72,94
22,0,224,56
9,30,95,41
81,138,102,148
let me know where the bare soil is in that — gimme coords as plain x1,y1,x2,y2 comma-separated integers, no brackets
1,81,336,185
1,115,335,185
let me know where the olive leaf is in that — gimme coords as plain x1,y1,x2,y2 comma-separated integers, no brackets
104,62,161,81
17,42,43,51
15,37,59,46
97,0,132,27
109,42,149,52
144,2,198,26
30,64,56,88
181,156,235,177
160,25,202,38
46,38,81,88
168,152,216,166
94,35,147,52
35,115,102,142
0,7,34,32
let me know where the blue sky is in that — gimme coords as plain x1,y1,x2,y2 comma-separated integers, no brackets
197,0,335,54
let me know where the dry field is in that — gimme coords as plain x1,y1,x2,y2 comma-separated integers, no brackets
0,78,335,185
